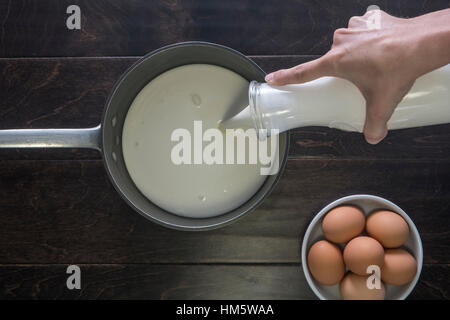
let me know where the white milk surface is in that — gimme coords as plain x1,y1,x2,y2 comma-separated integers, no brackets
122,64,269,218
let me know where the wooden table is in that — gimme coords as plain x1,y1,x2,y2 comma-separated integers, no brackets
0,0,448,299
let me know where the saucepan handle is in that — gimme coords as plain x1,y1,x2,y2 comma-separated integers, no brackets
0,125,102,151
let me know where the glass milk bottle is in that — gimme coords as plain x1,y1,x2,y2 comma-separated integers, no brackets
223,64,450,138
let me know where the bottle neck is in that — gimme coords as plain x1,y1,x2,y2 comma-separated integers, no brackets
249,80,278,140
248,81,265,132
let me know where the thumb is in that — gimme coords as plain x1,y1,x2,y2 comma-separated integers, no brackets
265,56,332,85
363,95,394,144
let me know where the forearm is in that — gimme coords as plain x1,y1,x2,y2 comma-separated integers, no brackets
409,9,450,75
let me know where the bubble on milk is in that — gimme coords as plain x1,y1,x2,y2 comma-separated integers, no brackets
191,93,202,108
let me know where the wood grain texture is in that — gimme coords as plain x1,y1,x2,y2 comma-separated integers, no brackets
0,56,312,130
0,159,448,264
0,264,447,300
0,0,449,300
0,0,448,57
1,57,449,160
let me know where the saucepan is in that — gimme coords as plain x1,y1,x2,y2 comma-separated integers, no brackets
0,42,289,231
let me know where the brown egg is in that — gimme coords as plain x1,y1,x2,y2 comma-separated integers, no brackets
322,206,365,244
340,272,385,300
343,236,384,276
366,210,409,248
381,248,417,285
307,240,345,285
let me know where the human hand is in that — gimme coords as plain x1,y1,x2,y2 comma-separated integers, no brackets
265,9,450,144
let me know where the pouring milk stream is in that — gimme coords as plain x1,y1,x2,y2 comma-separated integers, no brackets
221,64,450,138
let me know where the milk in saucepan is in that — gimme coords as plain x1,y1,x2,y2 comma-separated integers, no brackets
122,64,272,218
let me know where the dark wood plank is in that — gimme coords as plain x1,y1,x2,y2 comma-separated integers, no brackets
0,0,448,57
0,58,134,130
0,56,311,130
0,263,447,299
0,159,448,264
411,264,450,300
289,125,450,160
0,264,313,300
1,57,450,160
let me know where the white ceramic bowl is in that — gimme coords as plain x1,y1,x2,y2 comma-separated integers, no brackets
301,194,423,300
